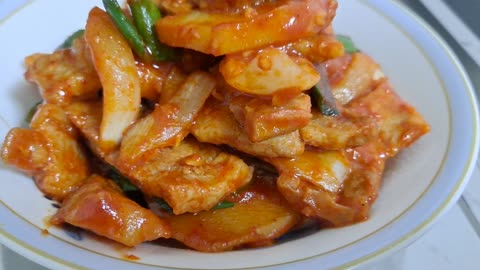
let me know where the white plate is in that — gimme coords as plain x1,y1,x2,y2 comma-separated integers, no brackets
0,0,478,269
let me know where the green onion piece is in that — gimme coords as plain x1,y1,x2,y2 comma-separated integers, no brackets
213,201,235,210
312,85,340,116
153,198,234,213
128,0,177,62
105,166,148,207
102,0,146,59
107,166,139,192
312,64,340,117
57,30,85,50
153,197,174,213
336,34,359,54
25,101,42,123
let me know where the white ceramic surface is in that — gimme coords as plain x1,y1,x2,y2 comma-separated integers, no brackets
0,0,478,269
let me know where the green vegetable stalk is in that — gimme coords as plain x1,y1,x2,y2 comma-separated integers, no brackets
102,0,147,59
312,64,340,117
154,198,235,214
128,0,177,61
336,34,359,54
213,201,235,210
25,101,42,124
57,30,85,50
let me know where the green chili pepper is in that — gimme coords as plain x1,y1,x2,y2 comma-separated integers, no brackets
153,197,174,213
102,0,146,58
25,101,42,124
107,166,139,192
213,201,235,210
336,34,359,54
128,0,177,62
57,30,85,50
106,166,149,207
154,198,235,214
312,64,340,117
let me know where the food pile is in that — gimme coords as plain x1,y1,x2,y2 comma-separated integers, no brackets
1,0,430,252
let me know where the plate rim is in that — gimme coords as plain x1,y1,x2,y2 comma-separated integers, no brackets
336,0,480,268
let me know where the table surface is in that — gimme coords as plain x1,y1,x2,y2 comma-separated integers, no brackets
1,0,480,269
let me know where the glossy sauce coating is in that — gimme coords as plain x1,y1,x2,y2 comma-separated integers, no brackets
0,0,431,252
52,175,171,247
166,174,300,252
155,0,338,55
